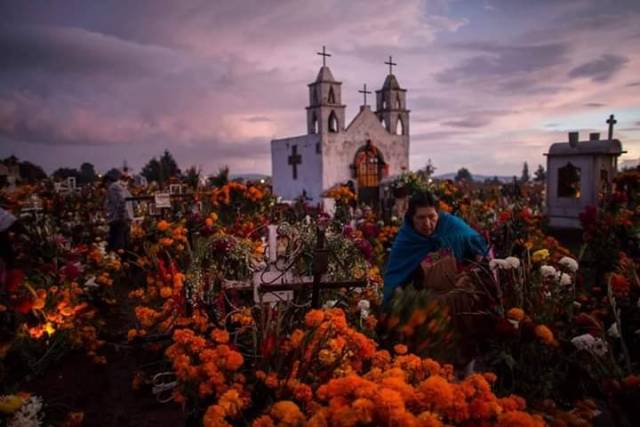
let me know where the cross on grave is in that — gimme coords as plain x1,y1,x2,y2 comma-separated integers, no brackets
317,45,331,67
385,55,397,74
358,83,372,106
288,145,302,179
607,114,617,141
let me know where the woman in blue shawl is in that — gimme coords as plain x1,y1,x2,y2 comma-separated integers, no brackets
383,191,488,305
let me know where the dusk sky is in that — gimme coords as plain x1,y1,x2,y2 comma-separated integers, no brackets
1,0,639,176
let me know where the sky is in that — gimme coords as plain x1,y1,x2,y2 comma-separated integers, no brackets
1,0,639,177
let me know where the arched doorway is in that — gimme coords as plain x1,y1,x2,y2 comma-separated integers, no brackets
352,140,387,207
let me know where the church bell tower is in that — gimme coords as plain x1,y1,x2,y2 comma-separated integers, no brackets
376,56,410,137
306,46,346,135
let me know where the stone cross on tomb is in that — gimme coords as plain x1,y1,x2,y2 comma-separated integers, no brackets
607,114,617,141
358,84,372,106
385,55,397,74
288,145,302,179
317,45,331,67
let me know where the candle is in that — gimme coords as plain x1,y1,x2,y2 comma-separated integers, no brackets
268,224,278,263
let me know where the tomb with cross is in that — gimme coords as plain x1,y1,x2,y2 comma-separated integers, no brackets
288,145,302,179
545,114,625,228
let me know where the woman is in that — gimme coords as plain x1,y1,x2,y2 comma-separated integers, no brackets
382,191,490,369
383,191,488,304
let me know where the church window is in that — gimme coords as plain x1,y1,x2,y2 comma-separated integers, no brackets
328,86,336,104
316,142,321,154
557,162,581,198
380,117,386,129
312,89,318,106
328,111,339,133
395,117,404,135
395,94,402,109
311,113,318,134
382,99,387,109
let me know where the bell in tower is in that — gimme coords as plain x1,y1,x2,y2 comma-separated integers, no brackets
376,56,410,137
306,46,346,135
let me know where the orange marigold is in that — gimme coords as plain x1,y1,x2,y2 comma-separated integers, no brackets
305,310,325,327
251,416,275,427
419,375,454,410
225,351,244,371
393,344,408,355
157,220,170,231
211,329,230,344
270,401,305,426
534,324,557,346
506,307,525,322
497,410,545,427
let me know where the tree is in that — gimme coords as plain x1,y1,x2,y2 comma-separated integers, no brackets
53,167,80,180
454,167,472,182
210,166,230,187
521,162,530,183
79,162,97,184
184,165,201,189
141,150,181,184
424,159,436,178
534,164,546,182
18,161,47,182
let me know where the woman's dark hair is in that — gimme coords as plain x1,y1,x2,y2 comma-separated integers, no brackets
405,191,439,222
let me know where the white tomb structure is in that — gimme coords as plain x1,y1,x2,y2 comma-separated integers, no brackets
545,115,625,228
271,48,409,207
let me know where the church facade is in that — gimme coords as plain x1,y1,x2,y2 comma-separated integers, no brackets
271,59,410,206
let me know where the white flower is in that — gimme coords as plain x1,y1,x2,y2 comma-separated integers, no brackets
573,301,582,309
9,396,44,427
505,256,521,269
489,258,513,270
323,300,338,309
540,265,557,278
608,323,620,338
357,299,370,320
83,276,99,289
571,334,608,357
558,272,573,286
559,256,579,273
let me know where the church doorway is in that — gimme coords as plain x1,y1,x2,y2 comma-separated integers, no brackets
353,140,386,208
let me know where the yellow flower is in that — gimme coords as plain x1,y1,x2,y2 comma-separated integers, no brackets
531,249,550,263
0,395,24,414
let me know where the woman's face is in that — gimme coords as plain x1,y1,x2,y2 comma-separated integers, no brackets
412,206,439,236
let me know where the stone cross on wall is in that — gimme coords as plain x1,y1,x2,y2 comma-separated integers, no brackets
288,145,302,179
607,114,617,141
385,55,397,74
358,83,372,106
317,46,331,67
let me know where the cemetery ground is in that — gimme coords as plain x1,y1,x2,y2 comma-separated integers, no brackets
2,172,640,426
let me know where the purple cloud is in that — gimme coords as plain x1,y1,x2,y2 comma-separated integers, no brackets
568,54,629,82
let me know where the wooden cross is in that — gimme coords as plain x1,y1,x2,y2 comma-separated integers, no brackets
288,145,302,179
607,114,617,141
385,55,397,74
358,83,372,106
317,46,331,67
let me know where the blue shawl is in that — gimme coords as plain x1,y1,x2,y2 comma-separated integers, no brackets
382,212,488,304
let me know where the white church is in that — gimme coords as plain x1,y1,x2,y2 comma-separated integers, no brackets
271,49,410,207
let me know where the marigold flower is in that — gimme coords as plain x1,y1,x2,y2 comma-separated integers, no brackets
225,351,244,371
506,308,525,322
211,329,230,344
393,344,408,355
270,401,305,426
251,415,275,427
497,410,545,427
157,220,170,231
534,324,557,346
305,310,325,327
419,375,454,410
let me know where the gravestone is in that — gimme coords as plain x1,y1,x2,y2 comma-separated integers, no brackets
546,118,624,228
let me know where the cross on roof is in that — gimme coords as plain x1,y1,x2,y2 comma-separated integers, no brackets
607,114,617,141
358,83,372,106
288,145,302,180
385,55,397,74
317,46,331,67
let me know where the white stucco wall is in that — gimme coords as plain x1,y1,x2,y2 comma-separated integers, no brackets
271,134,323,203
321,107,409,192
